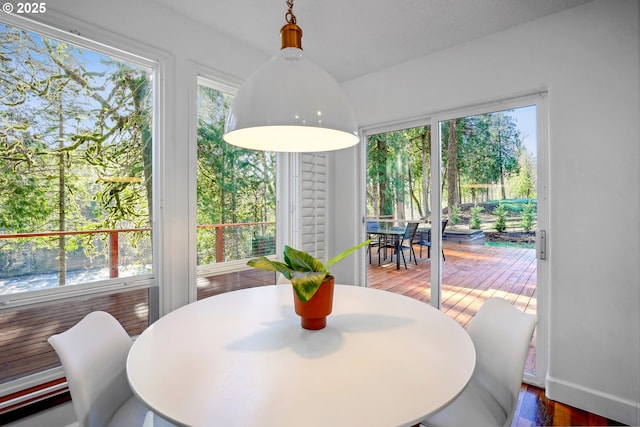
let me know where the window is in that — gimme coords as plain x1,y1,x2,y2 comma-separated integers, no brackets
0,18,156,388
196,77,277,298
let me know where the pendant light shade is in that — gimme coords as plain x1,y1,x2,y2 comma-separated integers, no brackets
223,1,358,152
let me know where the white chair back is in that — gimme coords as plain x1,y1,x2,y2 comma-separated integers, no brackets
424,298,537,427
467,298,537,426
48,311,134,427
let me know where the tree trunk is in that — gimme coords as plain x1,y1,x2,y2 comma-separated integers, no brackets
141,109,153,227
377,139,390,216
259,151,272,226
420,129,430,216
395,153,406,221
57,107,66,287
447,119,459,219
371,184,379,217
408,169,414,216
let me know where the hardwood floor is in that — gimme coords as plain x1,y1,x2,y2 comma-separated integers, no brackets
415,385,624,427
512,384,623,426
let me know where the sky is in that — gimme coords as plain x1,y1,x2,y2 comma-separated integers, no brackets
507,105,537,157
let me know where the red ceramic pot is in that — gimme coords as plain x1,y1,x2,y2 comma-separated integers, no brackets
293,276,334,330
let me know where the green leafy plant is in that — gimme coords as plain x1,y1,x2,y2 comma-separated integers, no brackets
247,240,371,303
450,205,461,225
494,201,508,232
470,205,484,229
520,201,536,232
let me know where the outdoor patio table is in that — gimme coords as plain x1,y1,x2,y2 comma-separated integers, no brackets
127,285,475,427
367,227,406,269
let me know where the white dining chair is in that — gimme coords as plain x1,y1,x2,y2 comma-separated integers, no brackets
422,298,537,427
48,311,176,427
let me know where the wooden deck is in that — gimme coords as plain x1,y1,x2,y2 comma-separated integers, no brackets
0,288,149,385
368,242,537,325
0,243,537,386
368,241,538,373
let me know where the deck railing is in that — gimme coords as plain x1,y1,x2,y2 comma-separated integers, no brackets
197,221,276,264
0,222,276,292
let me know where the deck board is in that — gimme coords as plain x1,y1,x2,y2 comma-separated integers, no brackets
368,242,538,372
368,242,538,323
0,289,149,384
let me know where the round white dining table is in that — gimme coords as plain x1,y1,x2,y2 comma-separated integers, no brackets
127,284,475,427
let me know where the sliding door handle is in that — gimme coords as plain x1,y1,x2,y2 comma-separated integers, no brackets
537,230,546,260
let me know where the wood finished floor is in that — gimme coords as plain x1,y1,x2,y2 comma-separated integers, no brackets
511,384,624,427
414,384,624,427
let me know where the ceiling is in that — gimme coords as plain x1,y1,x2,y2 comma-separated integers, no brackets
150,0,595,82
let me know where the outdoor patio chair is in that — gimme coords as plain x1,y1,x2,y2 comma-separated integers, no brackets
414,219,448,260
379,221,419,269
366,220,382,264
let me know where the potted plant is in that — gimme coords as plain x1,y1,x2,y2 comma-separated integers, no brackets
247,240,370,330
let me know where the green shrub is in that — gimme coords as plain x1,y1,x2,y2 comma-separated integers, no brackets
494,202,507,232
470,205,484,229
450,205,461,225
520,201,536,232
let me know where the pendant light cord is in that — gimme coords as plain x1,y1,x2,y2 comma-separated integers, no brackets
285,0,297,24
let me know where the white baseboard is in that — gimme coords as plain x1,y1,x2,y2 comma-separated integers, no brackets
546,375,639,426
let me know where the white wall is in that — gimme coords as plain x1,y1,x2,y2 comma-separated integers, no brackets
341,0,640,424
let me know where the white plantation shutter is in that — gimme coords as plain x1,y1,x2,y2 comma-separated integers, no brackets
298,153,327,260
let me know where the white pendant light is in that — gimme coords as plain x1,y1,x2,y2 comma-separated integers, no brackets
223,0,359,152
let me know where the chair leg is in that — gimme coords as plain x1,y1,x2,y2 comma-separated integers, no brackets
442,249,446,261
411,246,417,265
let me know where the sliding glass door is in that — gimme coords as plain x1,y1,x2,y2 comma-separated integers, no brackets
364,94,547,386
